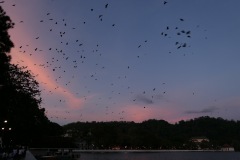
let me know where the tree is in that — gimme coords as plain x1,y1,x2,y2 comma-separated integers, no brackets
0,5,15,136
0,5,14,85
2,64,49,144
0,5,63,146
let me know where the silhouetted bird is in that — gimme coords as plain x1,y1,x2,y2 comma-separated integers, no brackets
105,3,108,8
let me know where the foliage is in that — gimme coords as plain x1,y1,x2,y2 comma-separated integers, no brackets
0,5,14,88
64,117,240,151
0,6,14,53
0,5,63,147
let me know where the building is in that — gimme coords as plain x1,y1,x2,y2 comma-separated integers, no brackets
221,144,235,151
190,137,209,143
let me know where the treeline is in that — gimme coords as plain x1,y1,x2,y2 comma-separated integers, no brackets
63,116,240,151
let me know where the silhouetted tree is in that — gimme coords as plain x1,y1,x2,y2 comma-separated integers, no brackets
0,5,15,133
0,5,63,146
0,5,14,84
64,117,240,151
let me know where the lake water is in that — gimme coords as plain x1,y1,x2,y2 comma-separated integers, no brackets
79,152,240,160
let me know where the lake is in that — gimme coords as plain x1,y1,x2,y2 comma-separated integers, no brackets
79,151,240,160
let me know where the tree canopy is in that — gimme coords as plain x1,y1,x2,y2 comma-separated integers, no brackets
64,117,240,151
0,5,14,86
0,5,63,147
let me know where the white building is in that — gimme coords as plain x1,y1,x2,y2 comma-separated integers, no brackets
190,137,209,143
221,144,235,151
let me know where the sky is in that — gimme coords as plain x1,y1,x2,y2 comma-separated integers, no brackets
1,0,240,125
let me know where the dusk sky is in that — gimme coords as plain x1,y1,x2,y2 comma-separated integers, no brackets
2,0,240,125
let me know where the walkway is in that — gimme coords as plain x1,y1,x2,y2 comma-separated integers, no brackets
24,150,37,160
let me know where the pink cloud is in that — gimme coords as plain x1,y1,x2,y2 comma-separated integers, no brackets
10,48,86,111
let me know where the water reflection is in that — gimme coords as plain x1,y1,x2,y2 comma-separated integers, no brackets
79,152,240,160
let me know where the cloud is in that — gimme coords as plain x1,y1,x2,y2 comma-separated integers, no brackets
135,94,153,104
10,48,86,110
185,106,218,114
154,94,165,100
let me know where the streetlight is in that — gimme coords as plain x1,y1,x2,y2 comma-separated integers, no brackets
1,120,12,148
2,120,9,130
1,127,11,131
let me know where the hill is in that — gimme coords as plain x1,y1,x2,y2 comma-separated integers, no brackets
63,116,240,151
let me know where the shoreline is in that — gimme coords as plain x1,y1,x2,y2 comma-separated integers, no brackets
30,148,234,153
29,149,236,159
72,149,231,153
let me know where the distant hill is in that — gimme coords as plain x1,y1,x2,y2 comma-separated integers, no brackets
63,116,240,151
